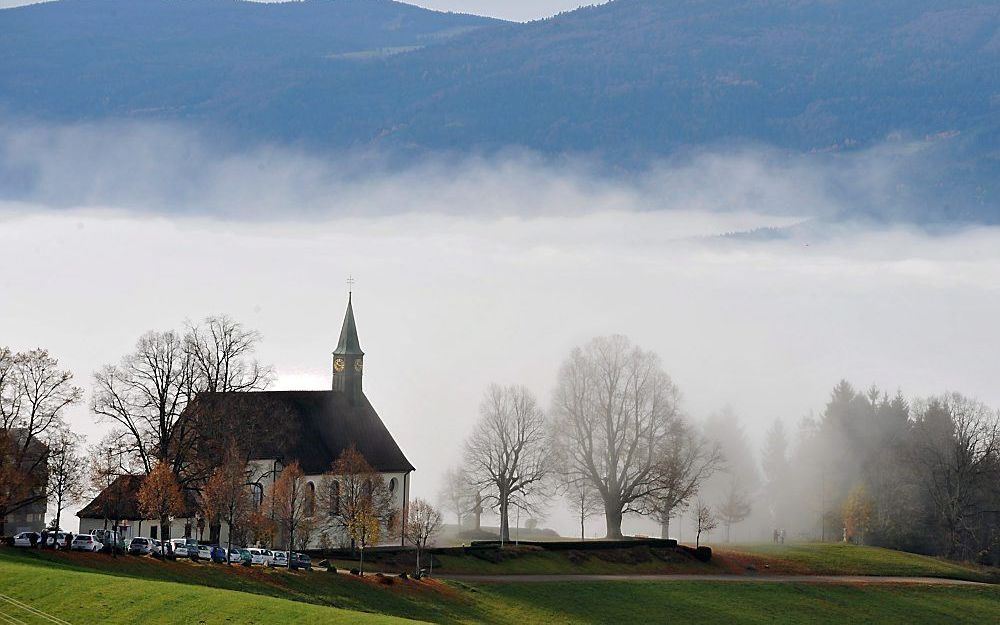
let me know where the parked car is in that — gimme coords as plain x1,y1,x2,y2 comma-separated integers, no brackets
211,546,227,564
127,537,155,555
169,538,197,557
194,544,212,561
289,552,312,571
240,548,266,566
150,539,163,556
268,550,288,567
12,532,39,548
92,529,126,553
45,532,70,549
71,534,103,552
260,549,274,566
227,548,242,563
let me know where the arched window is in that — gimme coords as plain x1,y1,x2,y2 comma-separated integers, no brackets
249,483,264,509
330,481,341,515
306,481,316,517
388,477,398,494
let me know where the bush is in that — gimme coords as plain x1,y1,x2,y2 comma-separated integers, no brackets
694,546,712,562
350,568,360,575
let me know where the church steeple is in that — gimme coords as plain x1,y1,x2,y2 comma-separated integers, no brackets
332,292,364,403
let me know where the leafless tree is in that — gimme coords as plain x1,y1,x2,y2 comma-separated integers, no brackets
438,464,476,528
643,418,723,539
185,315,273,393
46,425,87,534
716,476,753,543
563,478,603,540
405,498,443,576
551,336,681,538
92,330,194,477
463,384,549,543
694,500,718,548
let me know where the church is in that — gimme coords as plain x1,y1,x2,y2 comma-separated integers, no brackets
78,295,414,549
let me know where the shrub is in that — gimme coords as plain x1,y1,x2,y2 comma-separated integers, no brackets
694,546,712,562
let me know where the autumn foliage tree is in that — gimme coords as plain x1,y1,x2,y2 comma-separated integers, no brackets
0,347,82,534
322,447,397,573
268,461,312,555
843,485,874,544
202,448,252,563
138,463,185,546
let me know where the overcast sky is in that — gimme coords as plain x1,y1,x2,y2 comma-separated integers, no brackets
0,0,599,21
3,120,1000,536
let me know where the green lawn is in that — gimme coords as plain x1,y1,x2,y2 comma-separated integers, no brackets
463,581,1000,625
721,543,997,582
2,546,998,625
0,550,411,625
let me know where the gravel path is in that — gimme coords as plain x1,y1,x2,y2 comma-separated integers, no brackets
437,574,990,586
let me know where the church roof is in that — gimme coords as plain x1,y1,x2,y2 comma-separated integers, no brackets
335,294,364,356
191,390,413,474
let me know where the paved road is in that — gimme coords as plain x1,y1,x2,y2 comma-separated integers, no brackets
438,574,989,586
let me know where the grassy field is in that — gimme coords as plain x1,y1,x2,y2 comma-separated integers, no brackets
2,545,998,624
720,543,995,582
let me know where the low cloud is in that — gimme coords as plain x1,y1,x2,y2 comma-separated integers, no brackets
2,120,997,535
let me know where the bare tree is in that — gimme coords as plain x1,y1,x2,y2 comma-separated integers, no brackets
716,476,752,543
438,464,476,528
92,330,195,477
694,500,718,548
405,498,443,576
551,336,681,538
643,418,723,539
563,478,603,540
185,315,272,393
463,384,549,543
322,447,397,564
46,425,87,534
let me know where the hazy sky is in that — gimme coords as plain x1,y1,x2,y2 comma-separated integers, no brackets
0,0,599,21
3,120,1000,536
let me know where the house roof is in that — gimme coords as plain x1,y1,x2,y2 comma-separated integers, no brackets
189,390,414,474
77,474,199,520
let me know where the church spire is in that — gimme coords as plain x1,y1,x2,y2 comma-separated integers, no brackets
332,290,364,402
335,292,364,356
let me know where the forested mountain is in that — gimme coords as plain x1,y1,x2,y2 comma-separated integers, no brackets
1,0,998,218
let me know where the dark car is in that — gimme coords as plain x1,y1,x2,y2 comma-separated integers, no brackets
210,545,227,563
289,552,312,571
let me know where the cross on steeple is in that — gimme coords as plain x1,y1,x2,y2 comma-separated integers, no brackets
346,275,356,293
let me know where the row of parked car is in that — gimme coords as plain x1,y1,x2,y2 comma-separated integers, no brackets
130,536,313,570
11,531,105,552
11,531,312,570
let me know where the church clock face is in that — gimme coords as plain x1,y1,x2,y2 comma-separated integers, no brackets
333,357,345,372
354,359,363,372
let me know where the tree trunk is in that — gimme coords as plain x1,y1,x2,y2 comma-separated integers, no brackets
580,514,585,540
604,502,623,539
499,497,510,543
660,516,670,540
